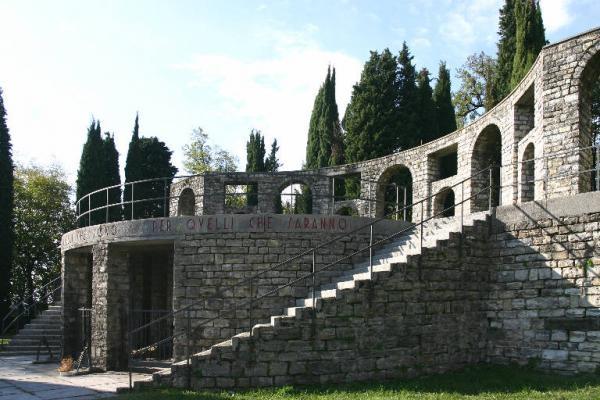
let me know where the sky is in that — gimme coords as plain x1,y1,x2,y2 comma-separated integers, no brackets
1,0,599,186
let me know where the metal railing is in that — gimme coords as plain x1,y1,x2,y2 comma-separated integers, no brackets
126,164,497,389
74,173,413,227
1,275,62,349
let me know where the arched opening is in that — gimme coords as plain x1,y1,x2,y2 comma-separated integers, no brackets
471,125,502,212
335,205,358,216
177,188,195,216
521,143,535,202
276,182,313,214
579,50,600,191
376,165,412,221
434,187,455,218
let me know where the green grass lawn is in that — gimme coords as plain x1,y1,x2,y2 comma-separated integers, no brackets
119,364,600,400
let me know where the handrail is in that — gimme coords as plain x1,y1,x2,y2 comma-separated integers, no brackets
126,165,497,390
126,179,494,375
127,165,494,338
1,276,62,337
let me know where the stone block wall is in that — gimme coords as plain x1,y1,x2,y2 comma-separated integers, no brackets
486,211,600,374
172,221,491,389
172,228,394,358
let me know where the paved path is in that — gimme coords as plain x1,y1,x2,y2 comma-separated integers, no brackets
0,356,150,399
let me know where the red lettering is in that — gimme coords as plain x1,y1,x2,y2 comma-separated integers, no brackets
267,216,273,230
338,218,347,230
186,218,196,230
311,218,317,229
294,219,302,229
207,218,214,231
303,217,310,229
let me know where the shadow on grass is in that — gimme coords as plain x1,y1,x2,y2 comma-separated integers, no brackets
120,364,600,399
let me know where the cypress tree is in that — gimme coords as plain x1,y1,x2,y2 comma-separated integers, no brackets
124,114,142,219
124,114,177,219
397,42,420,149
76,120,105,226
343,49,400,162
0,88,14,317
246,129,266,206
265,139,281,172
433,61,457,136
416,68,438,143
306,67,343,169
511,0,546,88
102,132,121,221
493,0,517,104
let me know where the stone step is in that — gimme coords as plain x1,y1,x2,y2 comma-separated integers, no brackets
1,345,61,352
9,338,62,346
0,350,60,357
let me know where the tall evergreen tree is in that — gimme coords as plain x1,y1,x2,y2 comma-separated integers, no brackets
510,0,546,88
305,67,343,169
343,49,400,162
396,42,420,150
433,61,457,136
123,115,177,219
416,68,438,143
246,129,266,173
124,114,142,219
246,129,266,206
102,132,121,221
265,139,281,172
0,88,14,318
76,120,105,226
493,0,517,105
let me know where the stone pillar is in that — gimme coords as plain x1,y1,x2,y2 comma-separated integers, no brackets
62,250,91,359
90,243,130,371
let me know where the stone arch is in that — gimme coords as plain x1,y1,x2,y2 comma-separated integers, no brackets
177,187,195,216
276,180,313,214
335,204,359,216
521,143,535,202
471,124,502,212
375,164,413,220
575,43,600,192
433,187,455,218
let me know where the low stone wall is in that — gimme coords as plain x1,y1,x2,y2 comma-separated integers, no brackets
172,221,491,388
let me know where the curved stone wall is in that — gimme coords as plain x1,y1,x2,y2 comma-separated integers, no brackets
167,28,600,221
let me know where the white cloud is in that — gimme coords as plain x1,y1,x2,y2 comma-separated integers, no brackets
176,27,363,170
438,0,502,49
413,37,432,49
540,0,574,33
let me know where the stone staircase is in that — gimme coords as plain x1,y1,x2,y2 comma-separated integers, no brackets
0,302,63,358
135,213,489,390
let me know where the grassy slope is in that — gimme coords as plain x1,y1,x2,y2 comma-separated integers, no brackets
120,364,600,400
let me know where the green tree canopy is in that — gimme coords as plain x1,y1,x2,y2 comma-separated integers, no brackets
246,129,266,173
396,42,420,149
511,0,546,88
265,139,281,172
416,68,438,143
0,87,14,318
182,127,238,174
343,49,400,162
12,164,75,303
76,120,121,225
306,67,343,169
433,61,457,136
124,115,177,219
453,52,498,127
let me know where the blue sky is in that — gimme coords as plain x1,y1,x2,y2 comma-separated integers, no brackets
1,0,598,184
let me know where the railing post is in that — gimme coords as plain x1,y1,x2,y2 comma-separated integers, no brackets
331,177,335,215
131,183,135,220
88,195,91,226
369,224,373,278
311,250,316,310
163,179,168,217
186,309,191,389
488,167,493,211
596,145,600,191
395,184,399,220
420,201,424,251
106,188,109,223
403,186,407,221
461,181,464,234
248,278,253,336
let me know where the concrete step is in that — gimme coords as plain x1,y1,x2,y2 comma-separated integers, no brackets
1,345,61,352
